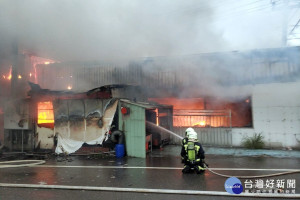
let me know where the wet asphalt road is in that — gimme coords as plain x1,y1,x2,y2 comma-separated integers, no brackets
0,145,300,200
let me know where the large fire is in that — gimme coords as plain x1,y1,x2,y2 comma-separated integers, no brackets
150,97,252,128
38,101,54,124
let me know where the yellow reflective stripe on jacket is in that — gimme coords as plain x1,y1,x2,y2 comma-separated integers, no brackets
195,145,200,152
184,144,188,151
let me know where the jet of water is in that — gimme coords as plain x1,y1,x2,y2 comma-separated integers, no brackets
146,121,183,140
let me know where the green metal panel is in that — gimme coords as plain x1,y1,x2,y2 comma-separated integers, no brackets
118,102,146,158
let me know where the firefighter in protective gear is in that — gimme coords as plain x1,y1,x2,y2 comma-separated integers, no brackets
181,127,195,146
181,127,194,163
181,130,205,174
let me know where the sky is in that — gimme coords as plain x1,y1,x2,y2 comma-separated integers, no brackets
0,0,299,62
212,0,300,49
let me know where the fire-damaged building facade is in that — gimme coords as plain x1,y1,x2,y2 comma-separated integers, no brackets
2,83,173,158
1,46,300,157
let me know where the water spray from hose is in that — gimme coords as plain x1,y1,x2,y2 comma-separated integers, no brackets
146,121,183,140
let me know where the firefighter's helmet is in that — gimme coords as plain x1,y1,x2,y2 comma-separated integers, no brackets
185,127,195,136
188,130,198,140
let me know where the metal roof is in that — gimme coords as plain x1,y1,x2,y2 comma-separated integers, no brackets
120,99,172,109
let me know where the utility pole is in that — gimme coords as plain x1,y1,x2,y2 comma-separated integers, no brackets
272,0,300,46
289,18,300,37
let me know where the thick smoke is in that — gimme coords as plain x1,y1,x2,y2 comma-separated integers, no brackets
0,0,227,62
0,0,298,100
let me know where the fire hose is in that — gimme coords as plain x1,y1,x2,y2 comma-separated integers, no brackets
203,162,300,179
147,122,300,179
0,160,45,168
2,159,298,179
0,160,299,198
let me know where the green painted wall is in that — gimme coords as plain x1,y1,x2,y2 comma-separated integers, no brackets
118,102,146,158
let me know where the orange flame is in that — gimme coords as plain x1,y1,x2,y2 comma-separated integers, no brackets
193,121,206,127
7,66,12,80
38,102,54,124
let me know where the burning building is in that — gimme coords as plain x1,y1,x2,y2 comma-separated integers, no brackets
2,82,173,158
1,46,300,156
31,46,300,149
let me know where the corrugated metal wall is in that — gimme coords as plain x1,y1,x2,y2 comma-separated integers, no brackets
173,110,231,127
37,63,143,91
172,127,232,146
118,102,146,158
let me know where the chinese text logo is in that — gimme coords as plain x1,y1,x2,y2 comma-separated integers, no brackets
225,177,243,194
